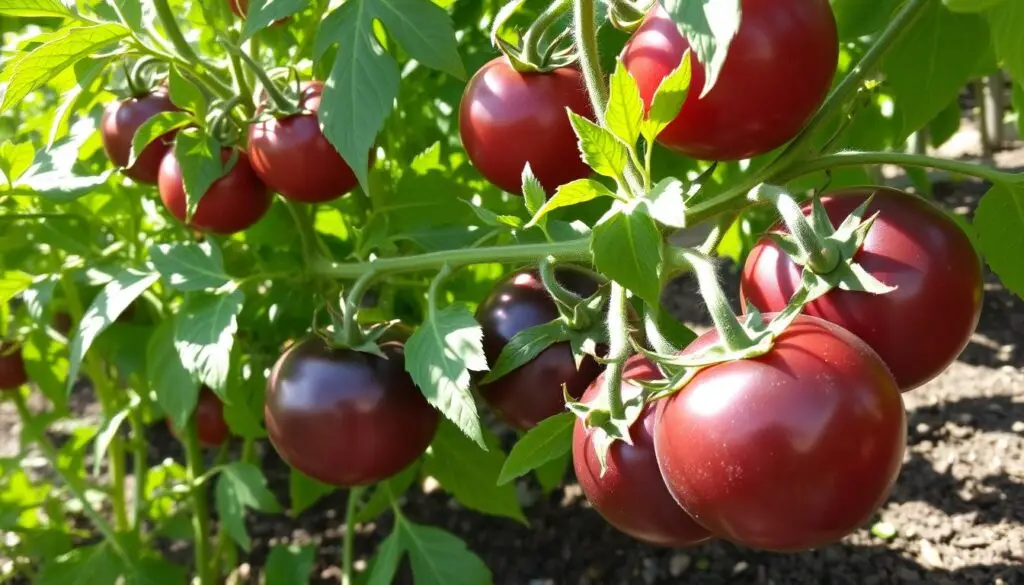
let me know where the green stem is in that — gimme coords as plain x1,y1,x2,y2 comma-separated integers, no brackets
538,256,584,309
230,46,294,112
13,392,131,563
128,399,147,539
750,185,838,273
683,0,930,227
227,38,255,114
210,439,251,578
152,0,200,63
313,239,592,280
341,487,366,585
426,264,455,320
675,248,753,352
184,420,213,585
603,283,630,419
285,200,319,267
779,151,1018,186
342,270,379,346
521,0,572,64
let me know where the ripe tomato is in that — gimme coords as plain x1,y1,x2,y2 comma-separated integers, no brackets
165,387,230,448
0,341,28,391
476,267,603,430
265,337,439,487
573,354,712,547
740,187,983,391
621,1,838,161
158,147,271,235
459,57,595,194
655,315,906,552
101,91,179,184
248,81,360,204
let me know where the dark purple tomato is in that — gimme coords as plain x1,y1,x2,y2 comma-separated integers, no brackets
0,341,28,391
265,337,439,487
573,354,713,547
195,387,230,448
621,1,838,161
158,147,271,235
476,267,603,430
248,80,362,204
459,57,595,194
740,186,984,391
655,315,907,552
101,91,179,184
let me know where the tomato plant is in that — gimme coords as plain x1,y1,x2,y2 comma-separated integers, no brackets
0,0,1022,582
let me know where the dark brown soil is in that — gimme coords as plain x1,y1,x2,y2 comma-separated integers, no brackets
2,165,1022,585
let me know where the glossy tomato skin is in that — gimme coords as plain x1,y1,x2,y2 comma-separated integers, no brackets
101,91,179,184
476,267,603,430
195,387,230,447
459,57,595,194
265,337,439,487
248,81,360,203
0,341,28,391
158,147,271,235
740,187,983,391
655,315,907,552
622,1,838,161
573,354,712,547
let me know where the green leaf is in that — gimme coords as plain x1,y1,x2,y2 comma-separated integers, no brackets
216,462,282,551
987,2,1024,85
365,528,405,585
123,557,187,585
975,181,1024,298
0,24,128,113
534,449,569,494
480,320,570,384
149,241,231,292
128,111,192,168
521,163,546,220
591,201,664,307
463,199,523,230
606,59,644,148
66,268,159,394
174,290,245,393
423,421,526,524
23,330,68,413
265,544,316,585
641,54,693,143
242,0,309,40
643,177,686,228
23,275,57,321
0,140,35,186
370,0,465,78
568,111,630,182
0,0,74,18
289,469,335,516
0,271,33,305
525,179,616,228
498,412,575,485
881,3,989,140
148,317,199,431
660,0,740,97
13,116,112,202
401,520,492,585
928,97,962,148
172,128,226,221
404,304,487,448
168,65,207,119
831,0,894,40
354,463,419,523
945,0,1007,12
36,544,122,585
92,407,130,477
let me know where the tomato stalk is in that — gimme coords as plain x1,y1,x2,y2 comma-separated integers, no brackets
750,185,840,274
313,238,592,280
227,33,255,115
539,256,586,311
673,248,754,352
520,0,572,65
779,151,1022,187
602,282,632,419
341,269,379,347
128,395,148,539
341,486,366,585
11,390,132,564
151,0,201,64
183,419,214,585
230,45,296,113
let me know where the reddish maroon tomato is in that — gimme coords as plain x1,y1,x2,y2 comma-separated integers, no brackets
622,1,838,161
158,147,271,235
166,387,230,448
249,81,361,204
573,354,712,547
655,315,906,552
476,267,603,430
0,341,28,391
740,187,983,391
459,57,595,194
100,91,179,184
265,337,439,487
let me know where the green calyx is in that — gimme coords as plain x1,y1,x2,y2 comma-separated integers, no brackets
491,0,577,73
607,0,654,33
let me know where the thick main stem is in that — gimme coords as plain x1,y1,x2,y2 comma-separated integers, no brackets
184,421,213,585
152,0,200,63
313,239,592,280
778,151,1018,186
341,487,365,585
128,399,147,538
603,283,630,419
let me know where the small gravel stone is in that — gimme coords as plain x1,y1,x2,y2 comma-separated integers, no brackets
669,553,691,577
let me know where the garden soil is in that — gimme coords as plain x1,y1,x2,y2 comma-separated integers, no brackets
2,158,1022,585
